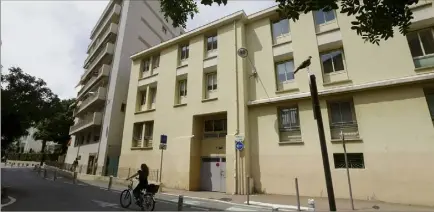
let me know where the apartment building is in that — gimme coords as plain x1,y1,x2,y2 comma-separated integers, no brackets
118,2,434,206
65,0,184,176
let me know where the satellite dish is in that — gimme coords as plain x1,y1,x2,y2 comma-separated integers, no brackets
237,48,248,58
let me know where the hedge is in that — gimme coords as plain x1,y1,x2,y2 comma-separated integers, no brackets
6,153,60,162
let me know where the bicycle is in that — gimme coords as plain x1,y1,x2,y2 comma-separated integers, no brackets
119,179,159,211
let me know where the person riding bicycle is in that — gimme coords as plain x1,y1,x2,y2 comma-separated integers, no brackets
126,163,149,204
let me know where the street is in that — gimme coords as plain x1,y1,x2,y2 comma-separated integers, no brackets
1,166,274,211
1,167,213,211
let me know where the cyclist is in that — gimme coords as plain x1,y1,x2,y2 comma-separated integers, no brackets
126,163,149,204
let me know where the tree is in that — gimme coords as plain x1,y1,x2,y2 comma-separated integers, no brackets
159,0,419,45
1,67,57,150
34,98,76,165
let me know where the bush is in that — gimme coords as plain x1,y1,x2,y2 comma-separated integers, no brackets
6,153,60,162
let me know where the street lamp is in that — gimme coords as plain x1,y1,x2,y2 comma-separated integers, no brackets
294,56,337,211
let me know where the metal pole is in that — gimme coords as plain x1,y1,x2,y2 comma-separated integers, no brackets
43,168,47,178
295,178,301,211
177,195,183,211
159,148,164,183
108,175,113,191
246,176,250,205
127,167,131,178
73,172,78,184
342,131,355,210
309,72,336,211
54,168,57,181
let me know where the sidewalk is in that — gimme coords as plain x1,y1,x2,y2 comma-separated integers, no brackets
158,187,434,211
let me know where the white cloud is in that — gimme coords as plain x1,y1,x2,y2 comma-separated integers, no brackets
1,1,276,99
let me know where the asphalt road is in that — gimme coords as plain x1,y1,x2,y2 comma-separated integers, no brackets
1,167,211,211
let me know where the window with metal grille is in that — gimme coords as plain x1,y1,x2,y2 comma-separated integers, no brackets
328,100,359,140
333,153,365,169
279,107,301,141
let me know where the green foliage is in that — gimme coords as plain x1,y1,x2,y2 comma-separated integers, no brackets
6,153,60,162
34,98,76,154
159,0,418,45
1,67,57,149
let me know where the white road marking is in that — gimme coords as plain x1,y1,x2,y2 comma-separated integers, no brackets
62,181,87,186
225,206,258,211
1,196,17,208
92,200,118,208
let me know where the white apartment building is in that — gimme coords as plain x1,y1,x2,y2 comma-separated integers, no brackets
65,0,184,176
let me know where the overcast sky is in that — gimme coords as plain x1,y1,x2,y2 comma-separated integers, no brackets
1,0,277,99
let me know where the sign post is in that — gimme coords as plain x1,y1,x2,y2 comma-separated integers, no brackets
159,135,167,183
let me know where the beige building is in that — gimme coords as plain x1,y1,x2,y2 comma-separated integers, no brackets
66,0,183,176
118,2,434,206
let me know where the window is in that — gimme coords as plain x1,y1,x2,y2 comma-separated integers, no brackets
180,44,189,60
279,107,301,141
272,18,290,39
314,9,336,25
151,88,157,104
144,122,154,138
406,28,434,68
328,100,359,140
333,153,365,169
132,122,144,147
152,54,160,69
140,91,147,105
321,50,345,74
93,135,100,142
424,89,434,122
121,103,126,112
142,59,150,72
204,119,227,138
179,80,187,97
275,60,295,83
207,73,217,91
207,35,218,51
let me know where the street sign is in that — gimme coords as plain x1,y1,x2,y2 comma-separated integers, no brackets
160,135,167,144
235,141,244,151
235,135,244,142
159,143,167,150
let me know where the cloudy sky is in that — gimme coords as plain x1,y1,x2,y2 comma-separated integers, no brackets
1,0,277,99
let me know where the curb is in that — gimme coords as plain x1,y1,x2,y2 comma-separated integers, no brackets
245,201,310,211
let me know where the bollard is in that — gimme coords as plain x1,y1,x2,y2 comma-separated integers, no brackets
272,207,279,211
53,168,57,181
73,172,78,184
43,168,47,178
246,176,250,205
37,166,41,175
127,168,131,179
308,199,315,211
295,178,301,211
108,175,113,191
177,195,183,211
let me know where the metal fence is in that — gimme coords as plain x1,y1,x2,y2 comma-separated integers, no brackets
45,161,159,181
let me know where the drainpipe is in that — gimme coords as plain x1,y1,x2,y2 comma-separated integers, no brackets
233,20,240,194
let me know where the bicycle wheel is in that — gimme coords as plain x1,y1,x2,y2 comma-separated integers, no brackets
141,194,156,211
120,189,132,208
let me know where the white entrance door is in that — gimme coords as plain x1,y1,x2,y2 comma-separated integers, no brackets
200,157,226,192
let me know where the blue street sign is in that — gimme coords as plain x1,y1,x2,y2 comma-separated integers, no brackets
235,141,244,151
160,135,167,144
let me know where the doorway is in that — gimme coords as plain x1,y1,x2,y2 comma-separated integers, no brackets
200,157,226,192
87,154,96,174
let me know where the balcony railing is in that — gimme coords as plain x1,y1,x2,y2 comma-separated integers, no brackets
84,23,118,67
78,64,110,99
69,112,103,135
88,3,121,52
74,87,107,116
132,136,153,148
279,127,302,142
330,122,360,140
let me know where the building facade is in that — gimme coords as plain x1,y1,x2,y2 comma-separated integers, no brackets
65,0,184,176
119,2,434,206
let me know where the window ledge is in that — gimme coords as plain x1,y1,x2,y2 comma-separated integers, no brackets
139,73,158,81
135,109,156,114
174,103,187,108
131,146,153,150
415,65,434,73
279,140,304,146
204,55,218,61
323,79,352,86
202,97,218,103
272,40,292,47
276,88,299,94
330,138,363,143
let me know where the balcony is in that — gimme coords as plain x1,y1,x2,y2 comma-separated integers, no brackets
74,87,107,117
330,122,360,141
87,3,121,53
69,112,103,135
84,23,119,68
78,64,110,99
81,43,114,82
